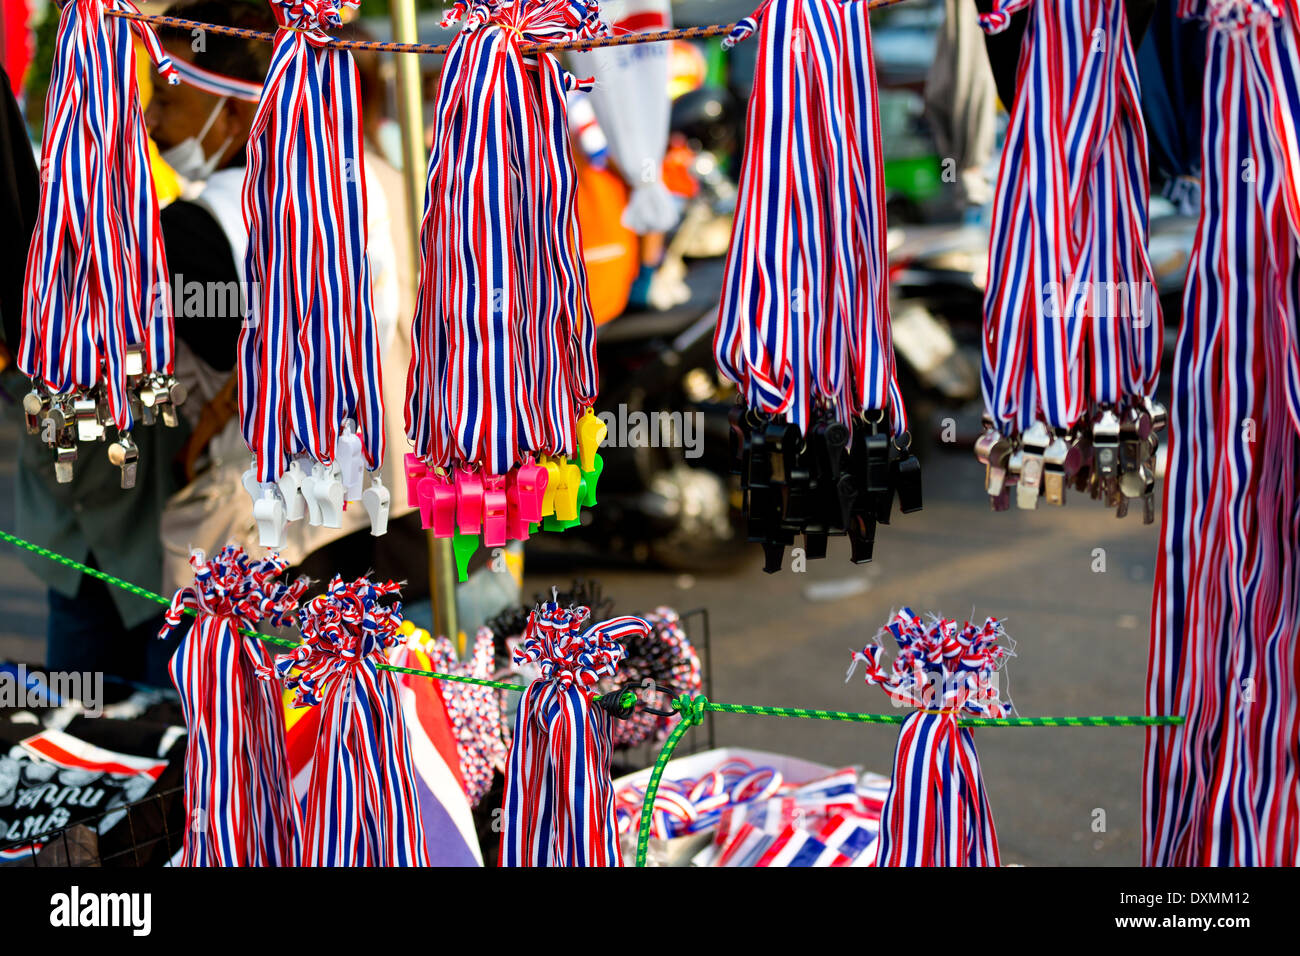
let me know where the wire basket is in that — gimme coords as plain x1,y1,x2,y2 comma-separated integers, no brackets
0,785,184,868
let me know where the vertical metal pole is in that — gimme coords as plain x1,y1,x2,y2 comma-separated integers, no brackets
389,0,459,643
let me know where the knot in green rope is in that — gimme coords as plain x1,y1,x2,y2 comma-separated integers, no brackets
674,694,708,726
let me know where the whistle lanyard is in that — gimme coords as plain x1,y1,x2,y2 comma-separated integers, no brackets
409,1,599,475
160,547,305,867
273,576,431,866
714,0,904,436
169,58,263,103
21,0,175,431
240,0,384,483
1146,0,1300,867
849,609,1010,867
499,605,650,867
981,0,1161,434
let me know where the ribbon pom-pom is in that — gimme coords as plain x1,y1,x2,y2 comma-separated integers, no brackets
850,608,1011,866
500,600,649,866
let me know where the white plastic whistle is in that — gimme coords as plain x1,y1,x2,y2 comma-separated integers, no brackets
362,475,390,537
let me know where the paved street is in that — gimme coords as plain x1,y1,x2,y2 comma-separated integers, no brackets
523,444,1163,867
0,409,1162,865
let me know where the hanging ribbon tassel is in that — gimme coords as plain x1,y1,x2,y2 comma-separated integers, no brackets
158,545,307,867
19,0,183,486
265,574,430,865
716,0,920,573
846,608,1013,866
1145,0,1300,866
403,1,609,580
500,600,650,866
240,0,389,543
974,0,1167,518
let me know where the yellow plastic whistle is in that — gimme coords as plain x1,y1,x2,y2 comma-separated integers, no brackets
540,456,561,517
577,408,607,474
554,458,583,521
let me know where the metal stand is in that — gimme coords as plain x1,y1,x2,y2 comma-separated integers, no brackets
389,0,458,645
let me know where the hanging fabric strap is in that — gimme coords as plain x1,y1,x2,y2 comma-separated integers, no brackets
158,546,306,867
268,574,431,866
408,0,600,473
240,0,384,483
847,608,1012,866
715,0,904,436
500,602,650,866
20,0,177,431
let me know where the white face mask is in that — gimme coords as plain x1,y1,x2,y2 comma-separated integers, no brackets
160,97,232,183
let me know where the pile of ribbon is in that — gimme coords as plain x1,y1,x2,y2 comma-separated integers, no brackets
715,0,920,573
19,0,186,488
266,574,430,865
694,767,888,867
239,0,390,546
499,599,650,866
159,546,306,866
974,0,1167,519
616,757,887,866
405,0,609,582
847,608,1013,866
1145,0,1300,866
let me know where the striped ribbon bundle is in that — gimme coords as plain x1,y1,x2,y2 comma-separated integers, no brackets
239,0,390,544
716,0,901,434
19,0,186,488
499,600,650,866
974,0,1167,519
158,545,307,866
716,0,920,571
424,627,508,807
404,0,607,577
266,574,431,865
847,608,1013,866
1144,0,1300,866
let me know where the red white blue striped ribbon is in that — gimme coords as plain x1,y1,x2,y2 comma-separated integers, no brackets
269,574,431,866
158,546,306,867
169,58,263,103
240,0,385,484
499,600,650,866
847,608,1011,866
20,0,177,431
407,0,601,475
1145,0,1300,866
980,0,1162,434
715,0,905,437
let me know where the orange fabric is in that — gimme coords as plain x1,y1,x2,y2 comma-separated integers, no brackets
662,140,698,199
574,154,638,325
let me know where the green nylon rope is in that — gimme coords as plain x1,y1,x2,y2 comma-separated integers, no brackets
0,529,1188,724
0,528,529,694
0,529,1189,868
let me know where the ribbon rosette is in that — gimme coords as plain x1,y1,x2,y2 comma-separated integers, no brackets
158,546,308,866
499,600,650,866
846,608,1013,866
266,575,430,865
